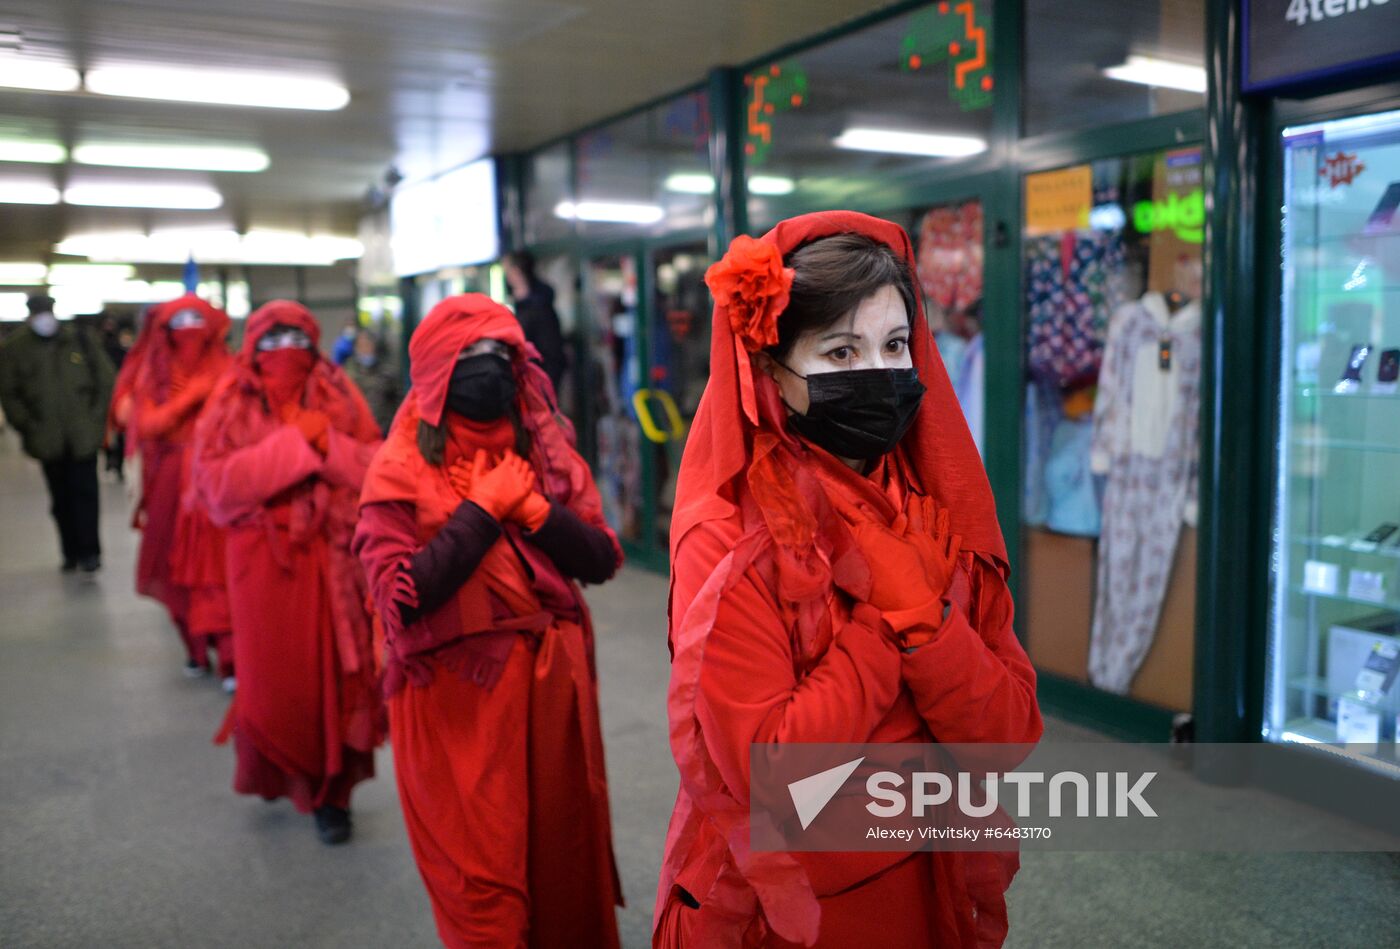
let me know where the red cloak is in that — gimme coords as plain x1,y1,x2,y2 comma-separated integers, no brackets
192,300,384,811
655,211,1042,948
354,293,623,948
125,294,232,667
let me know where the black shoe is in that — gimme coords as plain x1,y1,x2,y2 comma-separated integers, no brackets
77,556,101,573
314,806,352,845
61,560,77,573
183,659,209,678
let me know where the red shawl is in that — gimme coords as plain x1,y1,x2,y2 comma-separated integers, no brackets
662,211,1030,946
359,293,621,693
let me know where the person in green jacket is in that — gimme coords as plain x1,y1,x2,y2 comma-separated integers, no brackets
0,294,116,572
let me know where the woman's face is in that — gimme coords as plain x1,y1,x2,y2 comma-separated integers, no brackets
459,338,511,362
763,283,913,414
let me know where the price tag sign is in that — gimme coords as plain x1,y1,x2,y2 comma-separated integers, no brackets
1347,569,1387,603
1303,560,1340,595
1337,696,1382,744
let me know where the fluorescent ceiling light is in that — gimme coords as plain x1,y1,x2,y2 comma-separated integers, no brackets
63,182,223,210
749,175,796,196
0,291,30,322
1102,55,1207,94
73,143,270,173
0,179,60,204
0,140,67,164
0,262,48,284
554,200,664,225
833,128,987,158
663,173,798,196
86,66,350,111
55,229,363,266
0,57,80,92
47,263,137,285
664,173,715,195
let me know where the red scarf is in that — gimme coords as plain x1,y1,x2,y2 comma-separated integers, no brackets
256,348,316,410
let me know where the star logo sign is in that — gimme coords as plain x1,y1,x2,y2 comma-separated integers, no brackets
1319,151,1365,189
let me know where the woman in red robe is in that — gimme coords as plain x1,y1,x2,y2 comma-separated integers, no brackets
192,300,383,844
354,293,623,948
124,294,233,677
654,211,1043,948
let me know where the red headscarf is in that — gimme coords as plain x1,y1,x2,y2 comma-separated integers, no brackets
124,294,232,445
664,211,1008,944
364,292,608,529
672,209,1004,566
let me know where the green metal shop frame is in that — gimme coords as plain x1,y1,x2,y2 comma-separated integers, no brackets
500,0,1232,741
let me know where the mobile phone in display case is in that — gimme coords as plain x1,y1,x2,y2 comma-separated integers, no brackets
1335,343,1372,393
1376,349,1400,393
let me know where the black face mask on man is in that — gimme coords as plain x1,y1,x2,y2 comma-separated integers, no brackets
446,353,516,421
780,365,926,461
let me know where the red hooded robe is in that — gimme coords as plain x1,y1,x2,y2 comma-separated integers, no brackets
126,294,232,668
654,212,1043,948
192,300,384,811
354,294,624,949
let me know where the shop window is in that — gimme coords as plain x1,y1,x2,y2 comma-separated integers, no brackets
1268,108,1400,758
743,1,995,232
570,90,712,239
1023,0,1205,138
524,141,573,246
1020,146,1205,710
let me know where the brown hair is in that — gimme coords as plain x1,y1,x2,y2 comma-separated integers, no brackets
769,233,918,362
416,407,532,467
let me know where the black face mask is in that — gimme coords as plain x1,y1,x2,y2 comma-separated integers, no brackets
446,354,516,421
782,365,926,461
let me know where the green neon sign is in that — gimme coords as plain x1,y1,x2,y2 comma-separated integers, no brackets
1133,188,1204,243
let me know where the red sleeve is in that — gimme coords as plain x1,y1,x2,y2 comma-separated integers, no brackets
684,526,902,801
135,388,205,440
196,423,324,527
321,427,380,491
899,556,1043,745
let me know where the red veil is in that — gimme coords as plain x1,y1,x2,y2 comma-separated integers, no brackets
662,211,1026,946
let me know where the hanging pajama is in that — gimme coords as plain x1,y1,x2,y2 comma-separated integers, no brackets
1087,292,1201,694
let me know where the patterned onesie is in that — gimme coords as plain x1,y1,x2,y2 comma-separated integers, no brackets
1087,292,1201,694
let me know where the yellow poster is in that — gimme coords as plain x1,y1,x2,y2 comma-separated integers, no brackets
1024,165,1092,235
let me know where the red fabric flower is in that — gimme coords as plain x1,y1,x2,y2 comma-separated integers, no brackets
705,234,795,352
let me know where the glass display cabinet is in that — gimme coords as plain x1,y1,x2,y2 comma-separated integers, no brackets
1267,108,1400,771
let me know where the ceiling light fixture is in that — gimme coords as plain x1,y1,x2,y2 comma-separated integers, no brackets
664,173,715,195
0,56,80,92
46,263,137,285
62,182,223,210
748,175,796,195
0,262,48,284
662,173,798,197
1101,55,1207,94
54,229,363,266
0,179,60,204
554,200,665,225
73,143,270,173
833,128,987,158
0,140,67,164
85,66,350,111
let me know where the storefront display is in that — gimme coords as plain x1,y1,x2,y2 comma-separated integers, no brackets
1022,146,1204,703
1266,107,1400,760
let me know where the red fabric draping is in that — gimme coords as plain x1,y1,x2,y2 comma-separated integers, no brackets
123,294,232,663
355,293,622,948
657,212,1041,948
192,299,384,811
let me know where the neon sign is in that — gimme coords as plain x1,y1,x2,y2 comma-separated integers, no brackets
1133,188,1204,243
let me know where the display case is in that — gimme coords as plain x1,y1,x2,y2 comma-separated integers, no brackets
1267,108,1400,768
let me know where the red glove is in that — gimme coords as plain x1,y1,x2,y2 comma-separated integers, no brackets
832,492,961,640
280,403,329,455
511,491,551,532
449,449,536,521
